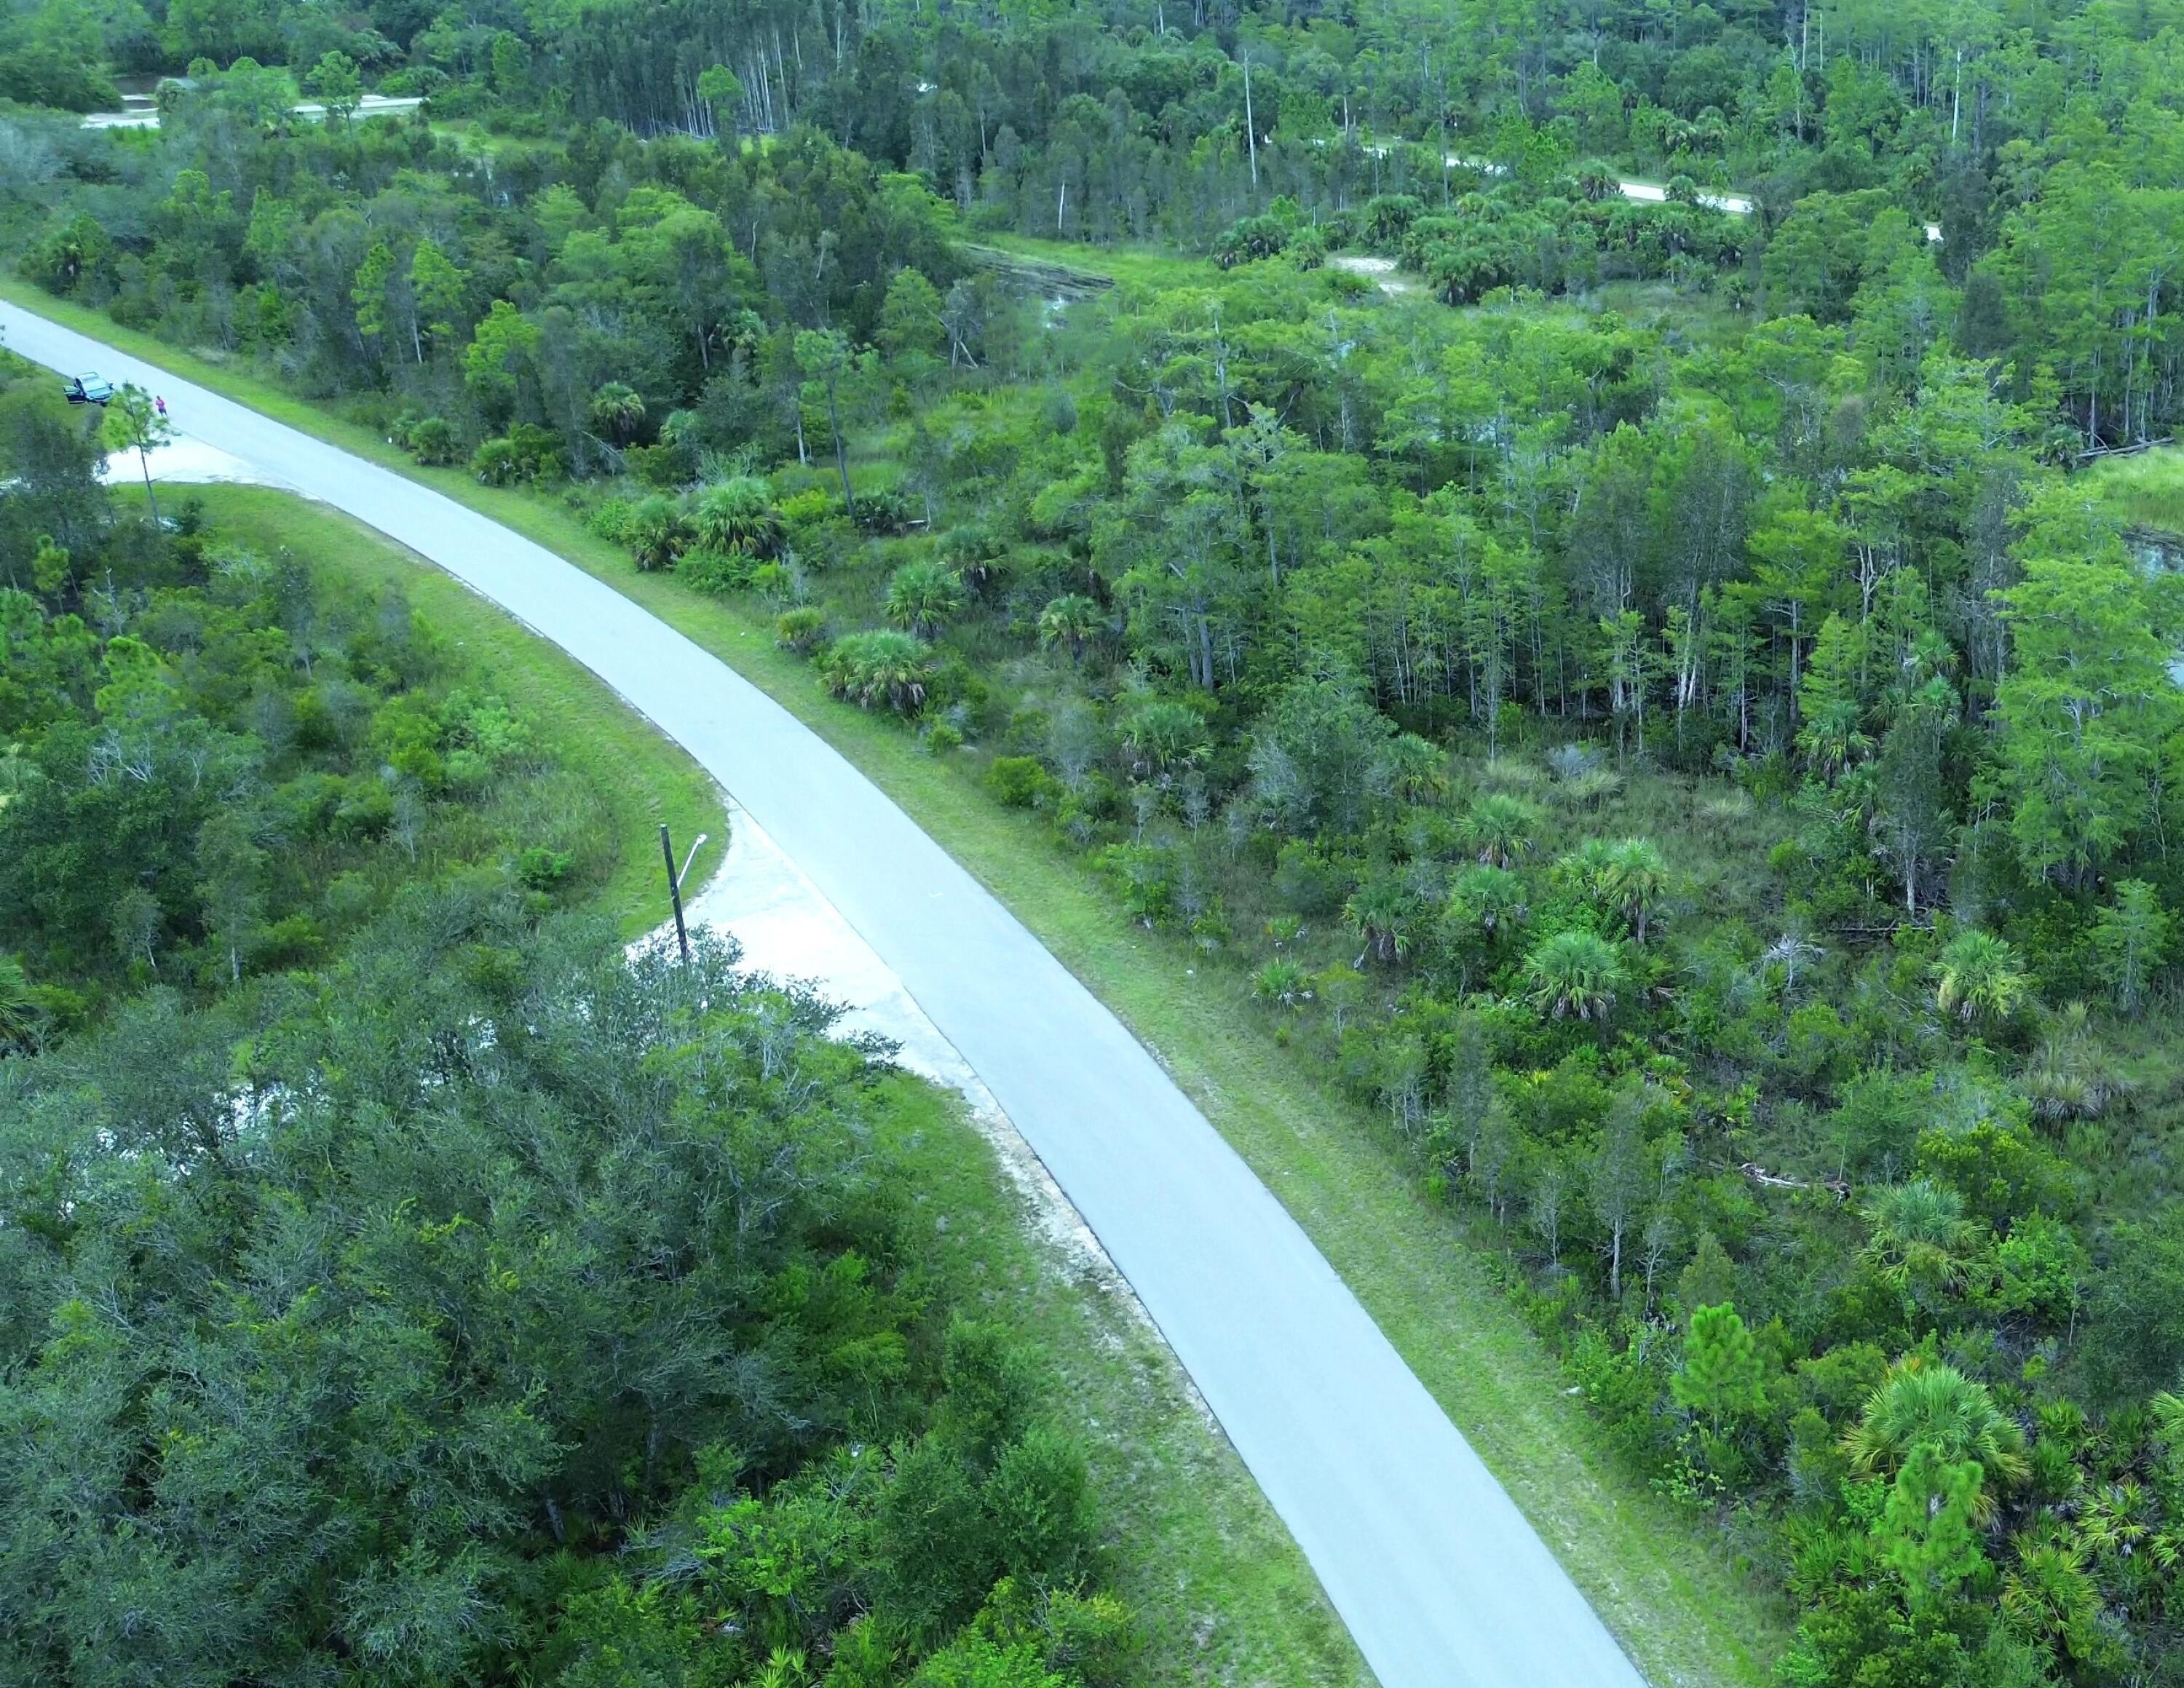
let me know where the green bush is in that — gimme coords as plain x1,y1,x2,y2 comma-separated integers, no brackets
515,845,574,889
390,411,460,466
625,493,690,571
820,630,931,713
692,475,783,556
472,424,563,485
677,546,759,595
775,606,826,651
985,756,1053,808
582,496,636,544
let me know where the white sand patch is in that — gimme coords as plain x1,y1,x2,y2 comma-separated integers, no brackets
1329,253,1415,296
98,433,285,491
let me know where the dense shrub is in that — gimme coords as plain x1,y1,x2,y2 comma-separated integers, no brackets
820,629,930,713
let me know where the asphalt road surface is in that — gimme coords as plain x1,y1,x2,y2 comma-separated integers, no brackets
2,301,1649,1688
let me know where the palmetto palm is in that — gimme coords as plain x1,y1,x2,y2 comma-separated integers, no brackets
1934,930,2030,1023
1762,931,1824,996
2001,1541,2101,1650
587,381,646,445
2080,1481,2153,1562
691,475,782,557
625,494,689,571
1344,878,1420,967
1843,1358,2029,1518
1447,863,1530,939
1252,959,1313,1008
1797,698,1873,780
1573,159,1621,202
1375,733,1449,806
1460,793,1542,868
1522,929,1626,1021
938,523,1005,593
1121,700,1207,774
1860,1179,1981,1291
1037,593,1103,664
819,630,930,713
1605,838,1669,943
1557,836,1620,906
884,559,965,640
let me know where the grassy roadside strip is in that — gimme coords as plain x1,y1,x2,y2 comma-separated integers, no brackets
127,484,1368,1688
19,279,1790,1685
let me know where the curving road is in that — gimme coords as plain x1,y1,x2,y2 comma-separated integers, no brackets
1,301,1647,1688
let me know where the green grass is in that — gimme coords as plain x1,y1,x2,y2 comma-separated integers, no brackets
17,278,1792,1684
172,484,727,941
2085,444,2184,539
965,228,1220,292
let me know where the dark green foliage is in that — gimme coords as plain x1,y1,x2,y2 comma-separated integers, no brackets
0,907,1116,1684
0,431,606,1010
988,756,1055,809
17,2,2184,1673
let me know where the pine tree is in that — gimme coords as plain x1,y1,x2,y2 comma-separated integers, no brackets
1672,1303,1768,1431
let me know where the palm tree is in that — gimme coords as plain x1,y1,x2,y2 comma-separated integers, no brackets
1796,699,1873,780
1037,593,1103,664
625,494,689,571
1860,1179,1981,1293
1934,929,2030,1024
1460,793,1542,868
1121,700,1208,775
1447,863,1530,940
1253,959,1313,1008
1556,837,1621,906
1762,931,1824,997
883,558,965,640
1605,838,1670,943
1375,733,1449,807
939,523,1005,594
1573,159,1621,202
587,381,647,445
691,475,782,557
819,630,930,713
1344,878,1420,967
1522,929,1626,1021
2021,1001,2127,1122
1843,1358,2029,1518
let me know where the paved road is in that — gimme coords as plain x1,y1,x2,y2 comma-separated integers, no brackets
2,302,1648,1688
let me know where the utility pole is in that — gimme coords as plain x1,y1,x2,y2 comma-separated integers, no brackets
660,823,695,961
1242,52,1258,189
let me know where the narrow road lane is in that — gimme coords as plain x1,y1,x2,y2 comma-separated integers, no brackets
3,303,1649,1688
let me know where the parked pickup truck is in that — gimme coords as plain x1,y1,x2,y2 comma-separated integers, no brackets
62,373,115,405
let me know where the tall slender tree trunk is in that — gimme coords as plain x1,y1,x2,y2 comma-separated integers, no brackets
826,381,855,519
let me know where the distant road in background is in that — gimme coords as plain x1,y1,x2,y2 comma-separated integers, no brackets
81,92,424,129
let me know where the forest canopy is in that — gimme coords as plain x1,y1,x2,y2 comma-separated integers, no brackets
10,0,2184,1681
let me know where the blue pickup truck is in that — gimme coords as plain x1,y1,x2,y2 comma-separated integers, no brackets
61,373,115,405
